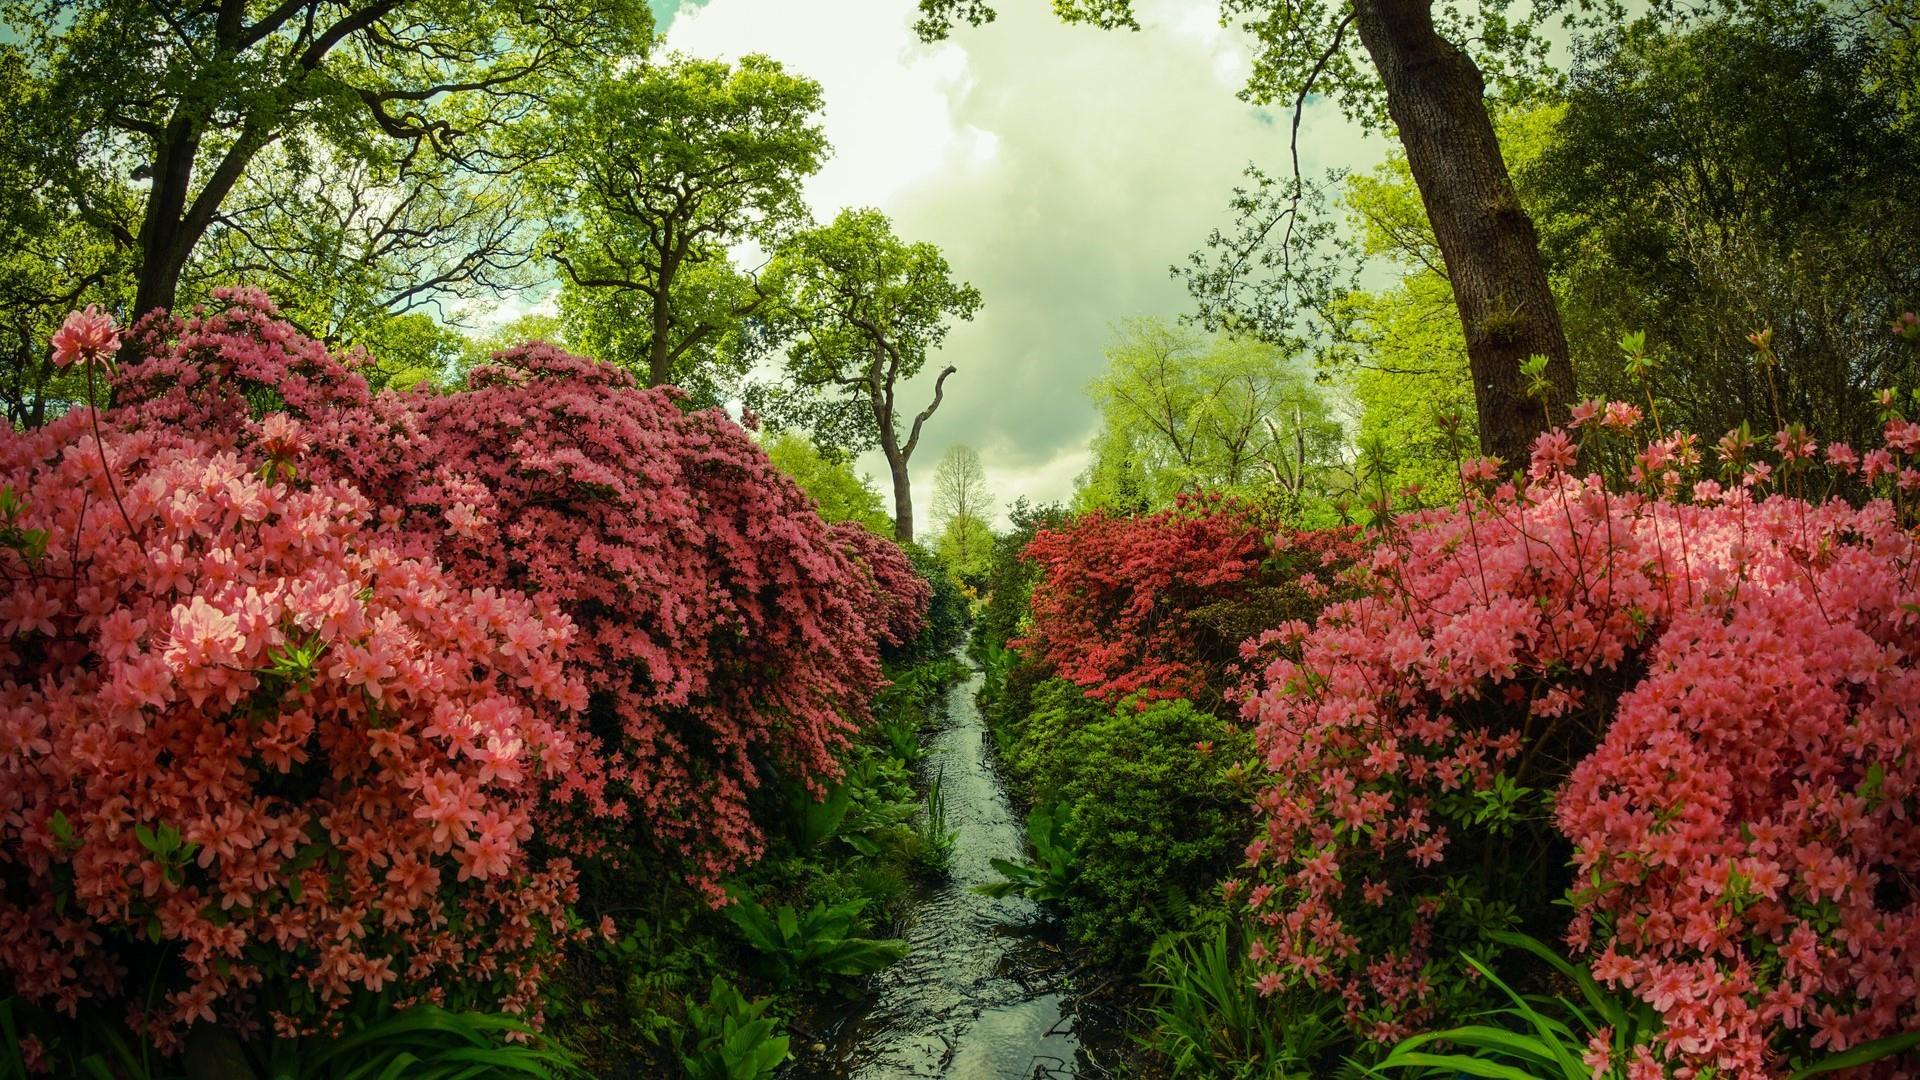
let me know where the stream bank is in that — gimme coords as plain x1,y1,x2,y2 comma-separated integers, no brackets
791,657,1129,1079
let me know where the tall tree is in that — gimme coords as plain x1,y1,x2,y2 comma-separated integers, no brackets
753,208,983,544
545,54,828,397
1530,16,1920,449
9,0,650,320
911,0,1594,466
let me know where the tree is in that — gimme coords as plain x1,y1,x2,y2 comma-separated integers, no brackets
190,141,542,358
916,0,1583,466
0,46,132,425
1528,16,1920,449
754,209,983,543
763,430,895,536
9,0,651,321
546,54,828,397
931,444,996,588
1078,318,1342,513
930,443,992,534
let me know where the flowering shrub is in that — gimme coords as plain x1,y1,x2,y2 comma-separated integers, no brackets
828,522,931,650
1021,496,1357,704
0,417,588,1049
1,292,930,1055
1237,405,1920,1073
107,292,903,888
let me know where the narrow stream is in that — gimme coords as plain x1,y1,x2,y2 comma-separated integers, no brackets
794,656,1094,1078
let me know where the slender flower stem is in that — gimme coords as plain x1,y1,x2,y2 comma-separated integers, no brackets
83,361,140,541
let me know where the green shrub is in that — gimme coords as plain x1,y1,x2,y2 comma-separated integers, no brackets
888,544,968,664
994,677,1255,964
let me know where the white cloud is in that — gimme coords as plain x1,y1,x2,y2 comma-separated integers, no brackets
666,0,1386,528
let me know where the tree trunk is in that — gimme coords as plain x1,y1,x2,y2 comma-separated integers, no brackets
647,288,674,386
1351,0,1574,468
133,117,203,320
887,453,915,544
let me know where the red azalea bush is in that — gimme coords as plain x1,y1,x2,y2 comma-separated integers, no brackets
0,417,588,1049
106,291,900,888
1237,408,1920,1072
1021,495,1358,704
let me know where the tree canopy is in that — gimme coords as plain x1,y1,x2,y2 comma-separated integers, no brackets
1077,318,1342,514
546,53,828,400
752,208,983,543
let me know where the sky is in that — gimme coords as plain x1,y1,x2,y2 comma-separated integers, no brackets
653,0,1388,525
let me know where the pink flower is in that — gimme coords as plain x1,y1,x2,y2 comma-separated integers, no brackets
50,306,120,369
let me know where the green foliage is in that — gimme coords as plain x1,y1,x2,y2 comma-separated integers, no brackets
994,680,1256,961
763,430,893,535
673,978,790,1080
975,801,1077,905
970,498,1068,661
545,54,827,398
1370,933,1920,1079
749,207,982,465
888,544,968,664
1145,926,1339,1079
1076,318,1343,515
916,770,958,877
722,894,908,991
6,0,651,320
1529,14,1920,450
1368,932,1660,1080
0,996,581,1080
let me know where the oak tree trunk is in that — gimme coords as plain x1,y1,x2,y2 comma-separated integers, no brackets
1351,0,1574,468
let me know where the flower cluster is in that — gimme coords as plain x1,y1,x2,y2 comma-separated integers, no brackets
0,418,587,1049
2,291,927,1047
1021,495,1357,704
105,293,909,888
828,521,932,650
1238,409,1920,1072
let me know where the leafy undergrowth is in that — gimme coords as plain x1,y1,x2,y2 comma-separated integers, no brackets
545,656,969,1079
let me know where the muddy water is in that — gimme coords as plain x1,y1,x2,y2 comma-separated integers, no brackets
792,658,1106,1079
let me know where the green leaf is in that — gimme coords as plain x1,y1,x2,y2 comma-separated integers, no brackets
1788,1030,1920,1079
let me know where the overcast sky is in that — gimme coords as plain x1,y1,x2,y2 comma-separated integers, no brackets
654,0,1387,524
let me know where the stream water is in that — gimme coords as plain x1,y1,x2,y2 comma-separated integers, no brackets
792,658,1116,1079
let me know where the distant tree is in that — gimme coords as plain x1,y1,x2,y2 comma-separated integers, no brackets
1078,318,1342,513
762,430,895,536
545,54,828,400
931,444,993,533
753,209,983,543
931,444,996,589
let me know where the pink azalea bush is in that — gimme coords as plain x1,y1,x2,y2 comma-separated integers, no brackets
0,416,589,1050
828,521,933,650
106,291,910,887
1,291,927,1050
1238,406,1919,1073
